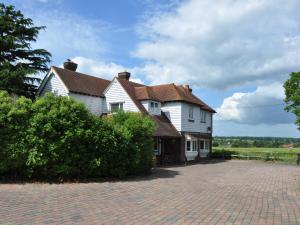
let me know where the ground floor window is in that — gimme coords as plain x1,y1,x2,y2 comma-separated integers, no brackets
192,140,198,152
154,138,161,155
205,140,210,150
186,140,191,151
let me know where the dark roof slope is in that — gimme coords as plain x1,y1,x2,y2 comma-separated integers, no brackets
52,66,110,97
151,112,181,138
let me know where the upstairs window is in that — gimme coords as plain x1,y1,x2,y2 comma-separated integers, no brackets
200,110,206,123
110,103,123,112
188,106,194,121
154,102,158,108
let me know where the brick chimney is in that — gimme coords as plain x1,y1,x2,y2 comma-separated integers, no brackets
183,84,192,92
63,59,78,71
118,71,130,80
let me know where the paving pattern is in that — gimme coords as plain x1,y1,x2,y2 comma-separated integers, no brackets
0,160,300,225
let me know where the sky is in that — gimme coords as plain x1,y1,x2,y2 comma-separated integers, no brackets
3,0,300,137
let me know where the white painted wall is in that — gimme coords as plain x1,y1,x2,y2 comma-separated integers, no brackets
141,100,161,115
161,102,182,131
40,73,68,96
161,102,212,133
181,102,212,133
69,93,104,115
105,79,140,112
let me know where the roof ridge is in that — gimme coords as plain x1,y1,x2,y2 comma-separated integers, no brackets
149,83,175,88
52,66,110,82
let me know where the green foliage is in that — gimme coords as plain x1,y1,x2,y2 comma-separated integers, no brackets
107,111,155,175
212,147,299,164
0,3,51,98
0,91,32,175
284,71,300,131
213,136,300,148
0,92,155,179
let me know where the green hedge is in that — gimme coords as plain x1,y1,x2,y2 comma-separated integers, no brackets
0,91,155,179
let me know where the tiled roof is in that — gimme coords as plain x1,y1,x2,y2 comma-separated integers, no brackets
52,66,110,97
134,83,216,113
151,113,182,138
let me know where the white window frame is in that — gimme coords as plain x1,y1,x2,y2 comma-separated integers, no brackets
192,140,198,152
188,106,194,120
205,140,210,150
110,102,124,112
200,110,206,123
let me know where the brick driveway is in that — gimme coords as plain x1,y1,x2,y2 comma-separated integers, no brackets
0,160,300,225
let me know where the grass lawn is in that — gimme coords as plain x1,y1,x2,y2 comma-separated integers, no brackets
212,147,300,164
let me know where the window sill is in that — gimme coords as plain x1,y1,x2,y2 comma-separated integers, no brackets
200,121,206,123
188,119,195,122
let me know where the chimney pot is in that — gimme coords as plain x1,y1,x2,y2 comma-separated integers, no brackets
118,71,130,80
183,84,192,92
63,59,78,71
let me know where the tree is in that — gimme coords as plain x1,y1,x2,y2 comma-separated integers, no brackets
0,3,51,98
284,71,300,130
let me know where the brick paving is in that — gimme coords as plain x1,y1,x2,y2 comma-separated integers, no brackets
0,160,300,225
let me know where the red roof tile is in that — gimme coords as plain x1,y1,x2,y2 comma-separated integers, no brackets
52,66,110,97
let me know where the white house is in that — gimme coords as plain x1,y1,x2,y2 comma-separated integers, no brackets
37,60,216,164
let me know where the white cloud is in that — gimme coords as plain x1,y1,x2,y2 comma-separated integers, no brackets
216,82,295,125
133,0,300,89
31,10,110,60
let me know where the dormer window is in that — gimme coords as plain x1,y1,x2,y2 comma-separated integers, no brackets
143,100,161,115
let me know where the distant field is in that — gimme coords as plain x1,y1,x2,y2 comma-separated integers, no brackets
212,147,300,164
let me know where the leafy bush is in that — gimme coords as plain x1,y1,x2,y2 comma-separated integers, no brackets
0,92,155,179
0,91,32,175
107,111,155,175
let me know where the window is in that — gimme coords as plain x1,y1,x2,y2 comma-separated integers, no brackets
110,103,123,112
154,139,161,155
205,141,210,150
200,110,206,123
154,102,158,108
186,140,191,151
150,102,154,108
193,140,198,152
188,106,194,120
199,140,204,149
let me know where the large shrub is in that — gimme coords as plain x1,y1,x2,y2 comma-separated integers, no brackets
23,93,97,178
0,92,155,179
0,91,32,175
107,111,155,175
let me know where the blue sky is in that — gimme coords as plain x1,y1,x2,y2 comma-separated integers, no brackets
4,0,300,137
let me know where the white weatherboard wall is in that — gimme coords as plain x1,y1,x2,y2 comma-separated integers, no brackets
105,79,139,112
69,93,104,115
41,73,68,96
161,102,182,131
181,102,212,133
